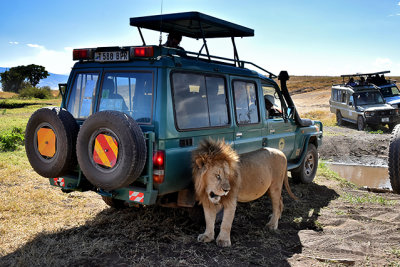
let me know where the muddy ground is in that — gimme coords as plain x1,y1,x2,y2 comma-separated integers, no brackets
320,126,390,167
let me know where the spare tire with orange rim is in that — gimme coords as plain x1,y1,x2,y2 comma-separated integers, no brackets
25,107,79,178
76,111,147,191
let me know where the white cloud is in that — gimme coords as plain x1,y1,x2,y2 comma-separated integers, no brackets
3,44,74,74
27,43,44,48
398,2,400,6
373,57,393,70
9,41,19,45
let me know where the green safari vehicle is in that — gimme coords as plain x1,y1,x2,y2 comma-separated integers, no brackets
25,12,323,208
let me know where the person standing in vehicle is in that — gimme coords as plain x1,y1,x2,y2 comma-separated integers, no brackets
164,33,185,50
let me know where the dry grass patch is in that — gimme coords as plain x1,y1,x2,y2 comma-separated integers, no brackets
302,110,336,126
0,149,107,256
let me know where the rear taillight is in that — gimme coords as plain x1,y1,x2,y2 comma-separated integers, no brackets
134,47,154,57
153,150,165,184
73,49,93,60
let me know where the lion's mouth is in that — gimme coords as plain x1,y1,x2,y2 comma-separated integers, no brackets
209,191,218,198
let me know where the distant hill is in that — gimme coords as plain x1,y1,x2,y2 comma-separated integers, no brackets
0,67,69,90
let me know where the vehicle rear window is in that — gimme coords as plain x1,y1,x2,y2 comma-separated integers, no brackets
233,81,259,124
98,72,153,123
172,73,229,130
67,72,99,119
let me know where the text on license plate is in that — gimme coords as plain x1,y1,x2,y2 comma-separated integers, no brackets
382,117,389,122
95,51,129,62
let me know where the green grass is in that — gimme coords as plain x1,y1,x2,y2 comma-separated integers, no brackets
341,192,398,206
0,98,60,134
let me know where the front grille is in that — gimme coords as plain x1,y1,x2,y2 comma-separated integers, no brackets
377,110,395,116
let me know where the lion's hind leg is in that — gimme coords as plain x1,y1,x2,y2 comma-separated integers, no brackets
266,191,284,230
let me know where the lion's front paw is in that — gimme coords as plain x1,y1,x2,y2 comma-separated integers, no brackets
216,237,231,247
197,233,214,243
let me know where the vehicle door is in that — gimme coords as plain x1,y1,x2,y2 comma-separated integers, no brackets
346,93,358,122
261,83,297,160
231,79,263,154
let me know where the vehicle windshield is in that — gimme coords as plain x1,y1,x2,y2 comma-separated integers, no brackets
354,91,385,106
99,72,153,123
380,86,400,98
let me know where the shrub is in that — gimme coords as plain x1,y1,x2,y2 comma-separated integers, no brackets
19,86,52,99
0,127,25,151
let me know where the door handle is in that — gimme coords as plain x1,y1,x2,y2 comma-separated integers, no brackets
236,132,243,137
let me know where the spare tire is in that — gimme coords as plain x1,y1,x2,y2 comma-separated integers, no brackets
388,124,400,193
76,111,146,191
25,107,79,178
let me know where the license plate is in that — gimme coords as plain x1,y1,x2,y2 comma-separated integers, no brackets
95,51,129,62
382,117,389,122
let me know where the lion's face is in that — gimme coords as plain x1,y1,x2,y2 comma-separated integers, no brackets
203,163,231,204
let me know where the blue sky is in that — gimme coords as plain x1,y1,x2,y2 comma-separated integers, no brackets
1,0,399,75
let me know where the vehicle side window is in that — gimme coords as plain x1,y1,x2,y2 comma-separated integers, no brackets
262,84,283,119
332,89,341,101
67,72,99,119
99,72,153,123
341,91,346,103
233,81,259,124
172,73,229,130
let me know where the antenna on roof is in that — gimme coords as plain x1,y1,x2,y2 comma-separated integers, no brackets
159,0,163,46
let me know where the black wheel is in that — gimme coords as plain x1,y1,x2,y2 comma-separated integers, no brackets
25,107,79,178
291,143,318,184
357,116,365,131
336,111,343,126
76,111,146,191
101,196,127,208
388,124,400,193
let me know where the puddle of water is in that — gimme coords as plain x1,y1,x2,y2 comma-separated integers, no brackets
327,164,391,189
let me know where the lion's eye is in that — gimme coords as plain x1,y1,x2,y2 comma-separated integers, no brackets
216,174,221,180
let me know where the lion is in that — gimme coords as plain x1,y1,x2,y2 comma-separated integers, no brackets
192,139,297,247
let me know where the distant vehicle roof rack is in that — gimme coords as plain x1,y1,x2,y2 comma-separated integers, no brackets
341,70,390,78
129,12,277,78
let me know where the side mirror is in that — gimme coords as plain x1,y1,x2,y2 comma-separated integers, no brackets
58,83,67,101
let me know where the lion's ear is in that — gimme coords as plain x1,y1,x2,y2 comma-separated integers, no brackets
195,157,205,169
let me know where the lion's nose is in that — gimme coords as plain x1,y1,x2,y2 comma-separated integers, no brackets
222,183,230,192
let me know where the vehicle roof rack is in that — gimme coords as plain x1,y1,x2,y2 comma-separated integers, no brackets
130,11,254,38
131,12,257,71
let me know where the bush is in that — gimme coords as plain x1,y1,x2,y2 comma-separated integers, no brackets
0,127,25,152
19,86,52,99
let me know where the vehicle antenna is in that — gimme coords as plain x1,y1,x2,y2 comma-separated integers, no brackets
159,0,163,46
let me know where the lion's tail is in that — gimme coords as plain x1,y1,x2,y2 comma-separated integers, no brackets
284,172,298,201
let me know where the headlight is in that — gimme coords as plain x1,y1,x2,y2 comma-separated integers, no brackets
365,111,374,117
